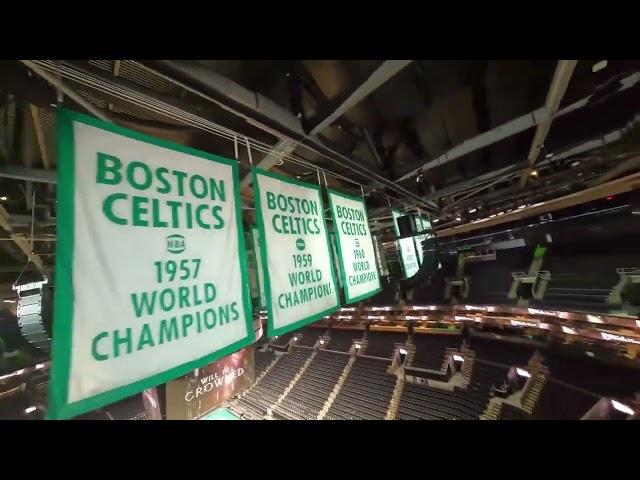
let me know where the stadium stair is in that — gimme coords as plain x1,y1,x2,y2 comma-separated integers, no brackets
230,353,283,419
404,341,416,366
521,371,547,414
318,355,356,419
385,376,405,420
271,351,317,418
481,396,503,420
459,350,475,389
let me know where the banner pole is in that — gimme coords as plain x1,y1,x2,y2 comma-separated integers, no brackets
233,135,239,161
244,138,253,166
316,170,322,186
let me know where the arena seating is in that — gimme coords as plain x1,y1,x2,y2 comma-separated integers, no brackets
274,351,349,420
544,351,640,397
467,360,510,396
410,333,461,370
236,347,311,417
297,327,326,347
325,357,395,420
325,329,364,352
397,383,485,420
498,403,530,420
465,247,532,305
272,332,294,347
364,331,407,358
532,379,600,420
540,249,619,311
254,349,275,377
470,336,534,366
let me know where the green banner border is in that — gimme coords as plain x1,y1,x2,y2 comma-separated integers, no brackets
49,108,255,420
326,188,382,304
251,167,340,338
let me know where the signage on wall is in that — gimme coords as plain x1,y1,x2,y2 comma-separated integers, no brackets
327,189,381,304
252,169,340,336
165,346,255,420
49,109,254,419
391,209,420,278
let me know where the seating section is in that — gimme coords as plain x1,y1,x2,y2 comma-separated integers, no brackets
254,349,275,377
325,329,364,352
544,352,640,397
532,379,599,420
465,247,532,305
541,247,620,310
467,360,509,396
410,334,461,370
297,327,326,347
234,348,311,418
470,337,534,366
325,357,395,420
397,383,486,420
364,331,407,359
274,351,349,420
499,403,530,420
272,332,294,347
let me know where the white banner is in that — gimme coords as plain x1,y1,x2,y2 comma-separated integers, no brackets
327,189,381,303
50,109,254,419
252,169,340,336
392,209,420,278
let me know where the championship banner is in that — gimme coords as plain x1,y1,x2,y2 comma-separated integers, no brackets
165,346,254,420
50,109,254,419
252,169,340,336
327,189,381,303
391,209,420,278
414,215,434,265
250,226,267,309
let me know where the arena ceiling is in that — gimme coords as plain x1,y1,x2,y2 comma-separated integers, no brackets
0,59,639,297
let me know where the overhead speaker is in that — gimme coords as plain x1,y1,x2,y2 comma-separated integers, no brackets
13,279,52,355
397,215,417,237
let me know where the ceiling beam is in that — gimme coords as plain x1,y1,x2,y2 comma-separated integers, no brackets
395,64,639,185
437,171,640,238
0,205,45,273
0,165,56,184
304,61,412,135
519,60,578,186
136,60,433,210
20,60,111,122
29,105,50,170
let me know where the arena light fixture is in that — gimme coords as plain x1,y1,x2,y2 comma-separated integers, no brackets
587,315,604,324
24,406,37,414
611,399,634,415
319,340,325,345
399,348,407,355
516,368,531,378
354,344,361,350
453,354,464,362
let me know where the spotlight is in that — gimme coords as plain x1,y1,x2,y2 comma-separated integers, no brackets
530,170,539,177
